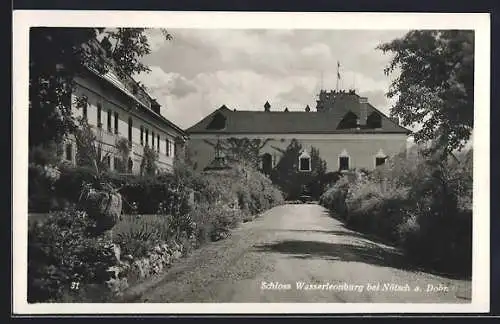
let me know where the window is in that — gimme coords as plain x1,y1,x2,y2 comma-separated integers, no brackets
299,157,311,172
337,111,358,129
157,134,160,152
128,117,133,144
82,99,88,120
113,156,121,172
97,146,102,161
261,153,273,175
376,157,387,167
97,104,102,128
140,126,144,146
152,131,155,148
114,112,119,134
166,139,170,156
206,113,226,130
128,158,133,173
145,129,149,146
106,155,111,168
107,110,112,132
298,151,311,172
65,143,72,161
339,156,349,171
367,112,382,129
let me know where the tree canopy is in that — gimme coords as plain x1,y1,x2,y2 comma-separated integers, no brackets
377,30,474,154
203,138,272,169
29,27,172,149
270,139,328,200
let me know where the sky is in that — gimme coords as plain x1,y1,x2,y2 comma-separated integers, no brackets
134,29,410,130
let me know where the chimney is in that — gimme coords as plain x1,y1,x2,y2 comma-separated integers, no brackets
264,101,271,112
359,97,368,126
305,105,311,112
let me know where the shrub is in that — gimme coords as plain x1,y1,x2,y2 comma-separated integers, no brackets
54,165,98,204
28,158,285,301
112,215,169,258
189,202,242,243
319,146,473,277
319,174,351,219
200,164,284,216
28,164,61,213
270,139,328,201
345,177,411,243
28,207,117,303
117,174,194,216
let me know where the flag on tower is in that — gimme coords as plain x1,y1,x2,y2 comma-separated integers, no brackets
337,61,341,79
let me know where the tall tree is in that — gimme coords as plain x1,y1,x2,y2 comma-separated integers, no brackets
140,145,159,176
29,27,172,149
377,30,474,154
203,138,272,169
270,139,328,200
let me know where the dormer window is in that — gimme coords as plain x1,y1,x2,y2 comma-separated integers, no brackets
337,111,359,129
206,112,227,130
367,112,382,129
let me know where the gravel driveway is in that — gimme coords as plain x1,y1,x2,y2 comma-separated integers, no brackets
120,204,472,303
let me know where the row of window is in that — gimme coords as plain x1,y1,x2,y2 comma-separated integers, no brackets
338,156,387,171
65,142,134,172
139,126,173,156
81,101,121,135
80,99,174,157
259,153,388,173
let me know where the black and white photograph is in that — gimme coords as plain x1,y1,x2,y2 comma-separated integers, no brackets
13,11,490,314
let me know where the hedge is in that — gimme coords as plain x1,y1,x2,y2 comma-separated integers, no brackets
319,147,473,277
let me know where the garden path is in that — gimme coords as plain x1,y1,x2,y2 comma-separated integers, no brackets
120,204,472,303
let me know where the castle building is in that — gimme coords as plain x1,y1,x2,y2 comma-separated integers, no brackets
62,46,187,175
185,89,410,173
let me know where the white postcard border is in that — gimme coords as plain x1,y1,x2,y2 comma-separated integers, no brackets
12,10,491,314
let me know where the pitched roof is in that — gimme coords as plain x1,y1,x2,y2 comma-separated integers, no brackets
82,40,187,138
186,103,411,135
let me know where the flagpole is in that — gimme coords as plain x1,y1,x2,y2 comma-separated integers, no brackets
336,61,340,92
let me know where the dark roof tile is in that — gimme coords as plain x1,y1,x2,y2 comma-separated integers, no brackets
186,104,410,135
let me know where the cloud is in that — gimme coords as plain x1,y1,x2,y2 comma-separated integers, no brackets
357,89,391,115
137,29,409,129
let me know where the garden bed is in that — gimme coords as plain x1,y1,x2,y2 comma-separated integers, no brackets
27,162,284,302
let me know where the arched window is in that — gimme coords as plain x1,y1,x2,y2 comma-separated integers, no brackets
339,149,350,171
261,153,273,175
